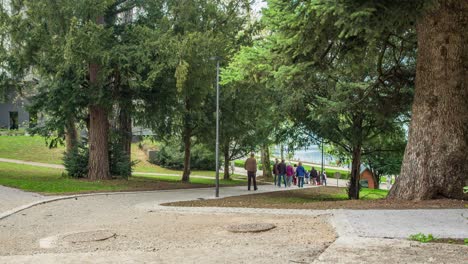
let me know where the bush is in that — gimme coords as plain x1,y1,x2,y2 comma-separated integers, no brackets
63,137,136,178
63,143,89,178
151,139,216,170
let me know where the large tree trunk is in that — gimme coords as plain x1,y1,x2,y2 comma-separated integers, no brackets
65,117,78,153
388,1,468,200
118,105,132,163
88,105,111,180
223,143,230,180
348,146,362,200
261,144,272,178
181,127,192,182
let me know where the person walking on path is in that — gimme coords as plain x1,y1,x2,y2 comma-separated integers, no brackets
286,163,294,187
321,170,327,186
277,159,287,187
310,167,318,185
244,153,258,191
293,164,298,185
296,162,306,188
272,159,279,186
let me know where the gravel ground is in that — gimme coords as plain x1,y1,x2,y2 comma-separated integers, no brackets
0,193,336,263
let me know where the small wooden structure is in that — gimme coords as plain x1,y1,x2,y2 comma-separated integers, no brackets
359,168,376,189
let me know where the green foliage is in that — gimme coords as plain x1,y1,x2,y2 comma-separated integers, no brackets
409,233,436,243
63,143,89,178
63,137,136,178
151,139,216,171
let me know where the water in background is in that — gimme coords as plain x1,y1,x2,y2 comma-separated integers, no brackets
272,145,349,169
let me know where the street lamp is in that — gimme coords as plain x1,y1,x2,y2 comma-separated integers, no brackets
210,56,221,197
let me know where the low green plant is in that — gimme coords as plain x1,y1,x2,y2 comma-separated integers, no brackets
409,233,435,243
464,238,468,245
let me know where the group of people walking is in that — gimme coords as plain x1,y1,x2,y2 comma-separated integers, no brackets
244,154,328,191
273,159,327,188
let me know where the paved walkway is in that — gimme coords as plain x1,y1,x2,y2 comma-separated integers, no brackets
0,185,48,213
0,158,466,263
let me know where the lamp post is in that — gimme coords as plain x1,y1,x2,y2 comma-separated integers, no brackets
210,56,220,197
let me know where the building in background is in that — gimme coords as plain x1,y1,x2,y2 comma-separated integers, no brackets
0,91,31,129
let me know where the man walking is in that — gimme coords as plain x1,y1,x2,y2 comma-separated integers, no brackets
277,159,287,187
244,153,258,191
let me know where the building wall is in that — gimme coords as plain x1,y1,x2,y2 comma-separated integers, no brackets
360,169,376,189
0,96,30,129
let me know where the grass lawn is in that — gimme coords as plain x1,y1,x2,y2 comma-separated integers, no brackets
0,136,240,178
0,162,246,195
0,136,64,164
165,186,467,210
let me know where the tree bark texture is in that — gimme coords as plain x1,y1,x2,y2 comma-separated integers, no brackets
65,117,78,153
181,127,192,182
349,146,362,200
118,105,132,163
223,143,230,180
261,144,272,178
88,104,111,180
87,15,110,181
388,0,468,200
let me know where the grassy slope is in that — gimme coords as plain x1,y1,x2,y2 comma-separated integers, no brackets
0,136,64,164
0,136,240,178
0,162,245,194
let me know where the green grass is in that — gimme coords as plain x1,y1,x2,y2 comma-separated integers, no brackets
0,136,64,164
409,233,436,243
0,136,235,178
0,162,246,194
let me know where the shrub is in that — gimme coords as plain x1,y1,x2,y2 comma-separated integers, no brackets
151,139,216,170
63,137,136,178
63,143,89,178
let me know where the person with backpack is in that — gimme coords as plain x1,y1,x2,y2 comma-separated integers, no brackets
296,162,306,188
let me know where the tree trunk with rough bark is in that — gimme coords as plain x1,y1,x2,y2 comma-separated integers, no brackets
181,127,192,182
88,104,110,180
348,146,362,200
119,105,132,164
65,117,78,153
388,0,468,200
261,144,272,178
223,143,230,180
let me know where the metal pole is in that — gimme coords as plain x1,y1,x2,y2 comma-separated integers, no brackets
215,60,220,197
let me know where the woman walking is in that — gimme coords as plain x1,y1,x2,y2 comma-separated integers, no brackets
286,163,294,187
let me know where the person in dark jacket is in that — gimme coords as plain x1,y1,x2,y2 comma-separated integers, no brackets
272,158,279,185
310,167,318,185
277,159,287,187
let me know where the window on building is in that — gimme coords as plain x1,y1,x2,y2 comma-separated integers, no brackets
9,111,19,130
